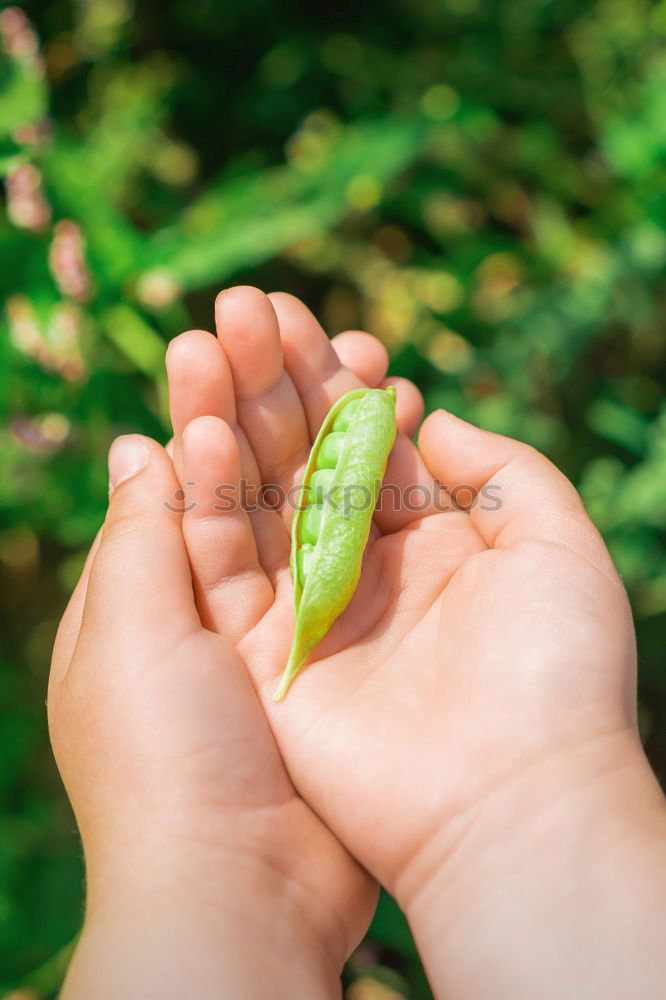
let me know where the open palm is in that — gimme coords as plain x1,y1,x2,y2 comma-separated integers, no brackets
168,286,637,902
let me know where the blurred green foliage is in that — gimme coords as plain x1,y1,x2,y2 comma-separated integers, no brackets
1,0,665,996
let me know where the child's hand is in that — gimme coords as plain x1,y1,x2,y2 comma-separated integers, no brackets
169,286,666,999
49,434,375,999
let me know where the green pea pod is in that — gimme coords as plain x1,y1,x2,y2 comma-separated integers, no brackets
274,386,397,701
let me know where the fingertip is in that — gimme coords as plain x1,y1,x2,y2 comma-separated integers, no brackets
165,329,214,371
215,285,276,329
417,408,499,493
267,291,321,347
216,283,266,303
382,376,424,438
108,434,152,494
266,289,301,314
268,292,344,406
419,406,459,431
417,410,581,528
416,407,438,450
331,331,389,387
166,326,236,433
417,407,469,452
89,435,199,638
182,414,237,454
102,435,187,561
215,286,283,398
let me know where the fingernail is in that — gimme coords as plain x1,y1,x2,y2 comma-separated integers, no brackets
108,436,150,494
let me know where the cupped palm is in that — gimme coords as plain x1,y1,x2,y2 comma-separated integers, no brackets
169,286,636,898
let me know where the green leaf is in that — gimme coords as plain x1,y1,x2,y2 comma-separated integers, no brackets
587,399,649,456
102,305,166,377
143,118,425,291
0,59,48,137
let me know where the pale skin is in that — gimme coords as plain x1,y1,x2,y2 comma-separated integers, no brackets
50,285,666,999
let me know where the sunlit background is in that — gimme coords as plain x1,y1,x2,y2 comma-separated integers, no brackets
1,0,665,996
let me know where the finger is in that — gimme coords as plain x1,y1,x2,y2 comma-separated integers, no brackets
380,376,424,439
214,287,311,508
166,323,286,557
329,331,424,438
268,292,365,439
166,329,236,427
418,410,616,565
50,527,103,691
166,329,236,480
330,331,389,387
182,416,280,641
270,291,443,534
71,435,201,678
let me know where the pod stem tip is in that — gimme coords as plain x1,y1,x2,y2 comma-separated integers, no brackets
273,652,301,702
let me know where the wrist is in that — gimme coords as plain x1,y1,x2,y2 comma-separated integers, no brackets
399,729,666,999
69,832,342,999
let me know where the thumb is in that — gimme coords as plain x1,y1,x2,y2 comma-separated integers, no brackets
82,434,200,644
418,410,611,561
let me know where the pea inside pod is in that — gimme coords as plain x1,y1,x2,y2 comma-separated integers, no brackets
274,386,397,701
